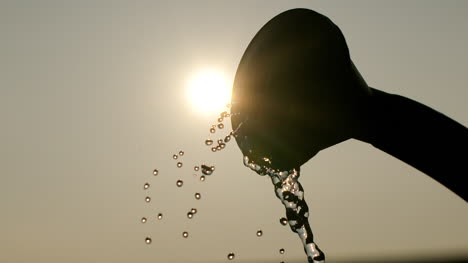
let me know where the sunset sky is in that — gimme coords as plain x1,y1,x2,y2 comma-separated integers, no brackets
1,1,467,262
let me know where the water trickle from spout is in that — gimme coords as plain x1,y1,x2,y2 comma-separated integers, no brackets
243,155,325,263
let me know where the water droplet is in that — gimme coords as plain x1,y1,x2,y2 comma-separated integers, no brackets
182,231,189,238
177,162,183,168
216,145,221,151
256,230,263,237
224,135,231,142
191,208,197,214
217,139,223,144
145,237,152,244
153,169,159,176
218,117,223,122
218,123,224,129
201,164,214,175
143,183,150,190
279,248,285,254
145,196,151,202
141,217,147,223
157,213,163,220
187,212,193,219
280,217,288,226
200,175,205,181
173,154,178,160
176,180,183,187
205,139,213,145
179,151,184,156
221,111,228,118
227,253,235,260
220,143,226,149
195,193,201,200
210,128,215,133
243,155,250,166
194,166,200,171
211,147,217,152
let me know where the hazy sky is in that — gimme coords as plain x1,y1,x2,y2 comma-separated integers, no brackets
1,1,467,263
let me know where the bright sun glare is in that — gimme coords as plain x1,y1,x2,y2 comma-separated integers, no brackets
187,69,232,113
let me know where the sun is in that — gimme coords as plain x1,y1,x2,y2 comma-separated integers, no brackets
187,69,232,113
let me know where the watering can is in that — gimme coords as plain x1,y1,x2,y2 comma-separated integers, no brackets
231,8,467,201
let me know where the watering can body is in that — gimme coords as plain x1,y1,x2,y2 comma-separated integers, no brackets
231,8,467,201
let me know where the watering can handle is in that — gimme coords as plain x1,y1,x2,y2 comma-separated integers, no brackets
355,88,468,201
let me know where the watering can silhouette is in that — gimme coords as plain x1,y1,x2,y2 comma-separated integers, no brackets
231,8,467,201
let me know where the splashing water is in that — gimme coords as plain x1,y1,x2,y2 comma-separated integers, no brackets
203,112,237,153
243,155,325,263
140,106,320,262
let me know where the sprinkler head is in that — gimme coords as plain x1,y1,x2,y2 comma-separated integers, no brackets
231,8,371,170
